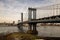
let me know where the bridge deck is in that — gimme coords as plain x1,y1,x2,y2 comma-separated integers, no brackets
19,15,60,24
19,19,60,24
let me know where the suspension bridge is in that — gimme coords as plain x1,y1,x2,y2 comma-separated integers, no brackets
18,3,60,35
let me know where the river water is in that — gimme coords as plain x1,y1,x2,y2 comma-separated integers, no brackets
0,26,60,37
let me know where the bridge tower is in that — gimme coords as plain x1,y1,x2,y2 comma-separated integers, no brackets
17,13,23,32
28,8,36,21
27,8,38,35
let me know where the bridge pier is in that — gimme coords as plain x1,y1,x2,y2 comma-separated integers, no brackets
27,8,38,35
27,23,38,35
28,24,32,31
33,23,36,31
32,23,38,35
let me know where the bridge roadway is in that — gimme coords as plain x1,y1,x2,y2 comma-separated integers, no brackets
19,15,60,24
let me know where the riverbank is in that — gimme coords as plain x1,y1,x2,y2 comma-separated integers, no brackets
0,32,60,40
0,32,38,40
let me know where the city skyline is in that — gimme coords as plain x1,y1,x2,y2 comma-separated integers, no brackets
0,0,60,23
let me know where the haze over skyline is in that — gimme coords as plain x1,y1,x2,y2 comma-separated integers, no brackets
0,0,60,23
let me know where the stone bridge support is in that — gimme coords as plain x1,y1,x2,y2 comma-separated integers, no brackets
27,8,38,35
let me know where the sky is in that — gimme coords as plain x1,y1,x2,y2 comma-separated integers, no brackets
0,0,60,23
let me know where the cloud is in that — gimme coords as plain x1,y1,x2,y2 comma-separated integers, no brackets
0,0,60,23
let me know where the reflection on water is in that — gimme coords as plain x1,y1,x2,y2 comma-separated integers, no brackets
37,26,60,37
0,26,19,33
0,26,60,37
